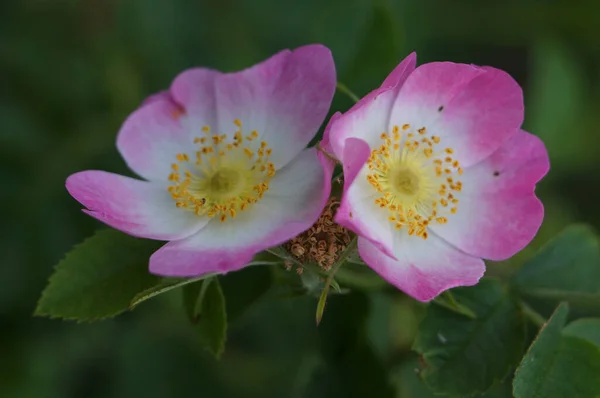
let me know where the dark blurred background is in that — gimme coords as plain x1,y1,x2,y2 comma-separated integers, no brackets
1,0,599,397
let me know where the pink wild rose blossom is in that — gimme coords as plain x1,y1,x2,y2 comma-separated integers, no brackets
323,52,549,302
66,44,336,277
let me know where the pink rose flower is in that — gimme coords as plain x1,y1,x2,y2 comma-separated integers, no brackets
66,45,336,277
325,53,549,301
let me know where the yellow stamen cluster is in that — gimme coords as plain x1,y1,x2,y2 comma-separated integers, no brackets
366,124,463,239
167,119,276,222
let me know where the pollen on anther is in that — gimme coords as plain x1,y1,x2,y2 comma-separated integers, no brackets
201,126,210,133
234,119,242,127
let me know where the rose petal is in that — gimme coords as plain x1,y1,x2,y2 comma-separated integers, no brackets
389,63,523,167
171,44,336,169
66,170,208,240
358,233,485,302
431,130,549,260
327,52,416,160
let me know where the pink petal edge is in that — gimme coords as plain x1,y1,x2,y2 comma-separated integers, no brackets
326,52,417,160
358,235,485,302
66,170,208,241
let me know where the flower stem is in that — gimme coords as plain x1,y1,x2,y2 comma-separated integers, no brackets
521,300,547,327
316,237,358,325
336,82,360,104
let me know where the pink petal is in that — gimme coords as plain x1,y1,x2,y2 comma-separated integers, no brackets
380,52,417,89
149,148,333,276
358,234,485,302
171,44,336,169
431,130,549,261
66,171,208,240
334,138,397,259
327,53,416,160
389,63,523,167
116,95,193,183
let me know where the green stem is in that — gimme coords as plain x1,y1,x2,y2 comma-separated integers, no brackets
316,237,358,325
521,301,547,327
336,82,360,103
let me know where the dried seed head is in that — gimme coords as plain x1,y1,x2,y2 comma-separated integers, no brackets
283,197,353,272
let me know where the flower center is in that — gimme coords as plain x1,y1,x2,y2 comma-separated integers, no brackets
167,119,276,222
366,124,463,240
209,168,243,196
391,167,419,195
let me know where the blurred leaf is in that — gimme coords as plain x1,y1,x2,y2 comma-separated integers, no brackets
527,38,589,171
340,0,404,95
314,293,395,398
513,303,600,398
193,278,227,358
563,318,600,347
35,229,161,321
396,358,437,398
512,224,600,316
396,357,514,398
220,265,272,323
413,279,525,396
130,275,213,310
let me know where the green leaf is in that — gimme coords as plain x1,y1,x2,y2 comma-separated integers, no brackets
35,229,162,321
315,282,330,326
193,278,227,358
513,303,600,398
396,358,514,398
512,224,600,316
413,279,525,396
563,318,600,347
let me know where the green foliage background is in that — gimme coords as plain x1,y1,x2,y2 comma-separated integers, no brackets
2,0,600,396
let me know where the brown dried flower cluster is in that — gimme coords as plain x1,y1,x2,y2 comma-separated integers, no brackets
284,197,353,272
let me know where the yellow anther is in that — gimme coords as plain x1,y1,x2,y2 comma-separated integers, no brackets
167,120,276,222
364,120,463,240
